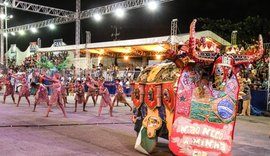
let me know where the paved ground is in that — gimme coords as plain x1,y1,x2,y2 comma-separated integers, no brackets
0,93,269,156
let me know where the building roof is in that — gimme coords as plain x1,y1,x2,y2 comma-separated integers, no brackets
37,30,230,56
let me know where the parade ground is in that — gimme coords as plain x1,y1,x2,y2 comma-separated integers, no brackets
0,94,269,156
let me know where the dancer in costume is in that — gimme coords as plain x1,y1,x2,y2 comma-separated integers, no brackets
98,85,113,117
3,71,16,104
85,75,97,106
95,77,105,102
41,73,67,117
61,81,68,107
112,79,132,111
12,73,31,107
74,80,87,112
30,82,49,112
68,80,75,96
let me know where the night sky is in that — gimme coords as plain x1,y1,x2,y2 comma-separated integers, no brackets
6,0,270,50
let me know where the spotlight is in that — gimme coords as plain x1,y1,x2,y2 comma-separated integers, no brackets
49,24,56,30
11,32,16,36
115,8,125,18
94,13,102,22
31,28,38,33
19,30,25,36
3,33,8,37
148,1,159,11
156,54,161,60
0,14,6,20
124,55,129,60
98,56,103,60
3,1,9,6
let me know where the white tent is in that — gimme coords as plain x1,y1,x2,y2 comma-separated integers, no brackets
6,42,39,66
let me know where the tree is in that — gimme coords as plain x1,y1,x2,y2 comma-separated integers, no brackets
198,16,270,45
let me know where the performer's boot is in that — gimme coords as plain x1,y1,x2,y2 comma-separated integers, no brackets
32,103,37,112
83,103,87,112
26,97,31,106
110,107,113,117
16,97,21,107
45,106,51,117
74,101,77,112
92,96,96,107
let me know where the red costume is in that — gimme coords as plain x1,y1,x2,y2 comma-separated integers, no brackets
85,76,97,106
113,80,132,111
74,81,87,112
98,86,113,117
3,74,16,104
61,82,67,107
43,74,67,117
11,73,31,107
31,83,49,112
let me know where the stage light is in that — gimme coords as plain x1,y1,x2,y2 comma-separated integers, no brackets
49,24,56,30
19,30,25,36
3,33,8,37
124,55,129,60
3,1,9,6
94,13,102,21
11,32,16,36
98,56,103,60
148,1,159,11
0,13,6,20
156,54,161,60
115,8,125,18
9,14,13,19
31,28,38,33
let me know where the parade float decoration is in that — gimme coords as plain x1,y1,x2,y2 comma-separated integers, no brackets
132,19,264,155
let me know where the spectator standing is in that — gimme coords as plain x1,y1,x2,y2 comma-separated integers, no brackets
240,80,251,116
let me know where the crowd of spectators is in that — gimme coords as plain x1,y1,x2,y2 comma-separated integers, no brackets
238,51,269,90
7,52,69,73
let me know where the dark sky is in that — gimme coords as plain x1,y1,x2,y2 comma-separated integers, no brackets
7,0,270,50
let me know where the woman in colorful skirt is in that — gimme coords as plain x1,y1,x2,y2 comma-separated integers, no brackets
74,80,87,112
30,82,49,112
42,73,67,117
85,76,98,106
112,79,132,111
3,72,16,104
98,85,113,117
12,73,31,107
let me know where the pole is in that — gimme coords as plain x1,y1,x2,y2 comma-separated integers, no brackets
75,0,81,76
266,49,270,111
85,31,91,69
0,6,4,65
4,4,7,65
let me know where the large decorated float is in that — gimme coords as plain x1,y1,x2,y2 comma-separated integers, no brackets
132,19,264,155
